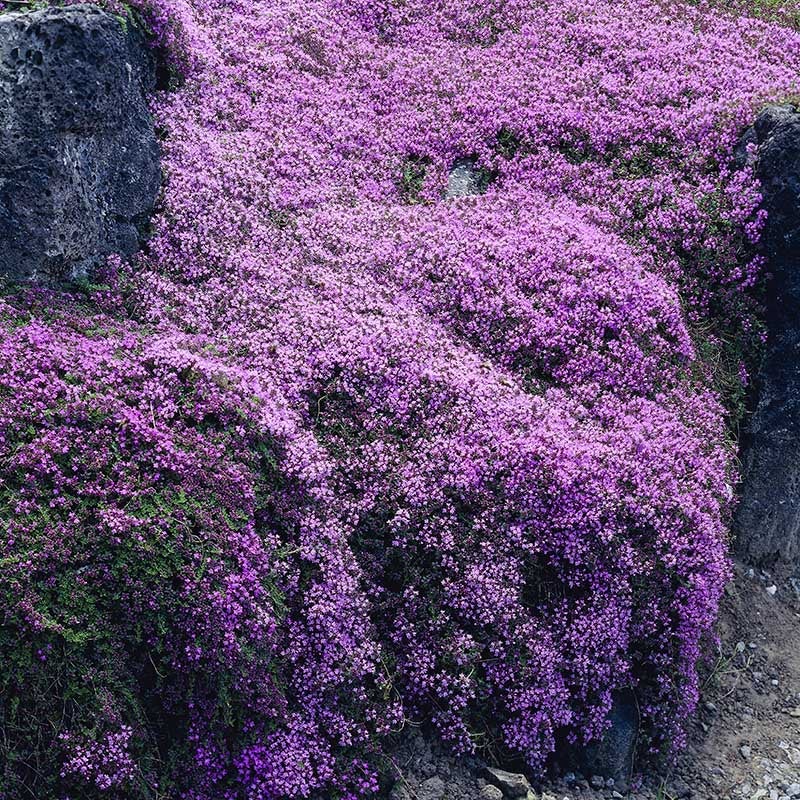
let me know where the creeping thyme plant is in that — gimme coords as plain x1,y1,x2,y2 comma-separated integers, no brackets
2,0,800,797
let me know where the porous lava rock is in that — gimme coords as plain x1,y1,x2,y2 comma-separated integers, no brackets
735,105,800,567
0,4,160,283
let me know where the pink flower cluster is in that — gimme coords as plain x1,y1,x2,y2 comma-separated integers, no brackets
60,727,137,792
2,0,800,798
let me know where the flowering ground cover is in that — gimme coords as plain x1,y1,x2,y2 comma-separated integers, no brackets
2,0,800,797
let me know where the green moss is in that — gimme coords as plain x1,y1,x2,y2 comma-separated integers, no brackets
398,155,430,204
495,126,522,159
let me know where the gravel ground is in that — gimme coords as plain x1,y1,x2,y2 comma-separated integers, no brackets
382,561,800,800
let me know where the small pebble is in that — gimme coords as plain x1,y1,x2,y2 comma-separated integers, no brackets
767,585,778,596
479,786,503,800
590,775,605,790
741,745,753,759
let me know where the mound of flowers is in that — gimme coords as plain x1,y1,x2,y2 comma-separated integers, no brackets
2,0,800,797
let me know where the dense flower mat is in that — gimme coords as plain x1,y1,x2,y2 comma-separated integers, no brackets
2,0,800,797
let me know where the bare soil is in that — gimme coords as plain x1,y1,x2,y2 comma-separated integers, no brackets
646,561,800,800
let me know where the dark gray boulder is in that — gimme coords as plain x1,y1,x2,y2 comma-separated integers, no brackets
0,4,160,283
735,104,800,567
570,689,638,787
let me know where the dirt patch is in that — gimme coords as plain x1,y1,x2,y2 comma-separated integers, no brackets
655,561,800,800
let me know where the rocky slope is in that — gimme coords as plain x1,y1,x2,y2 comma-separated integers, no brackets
1,2,800,799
